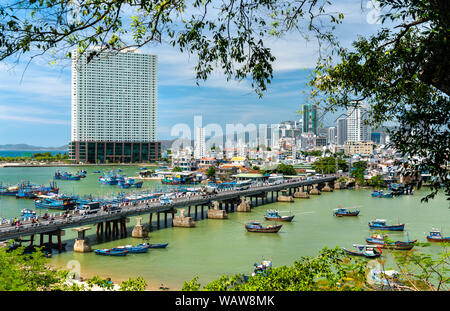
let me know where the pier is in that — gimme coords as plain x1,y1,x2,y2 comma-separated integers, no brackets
0,176,337,245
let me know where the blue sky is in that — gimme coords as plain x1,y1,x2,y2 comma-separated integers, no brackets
0,1,384,147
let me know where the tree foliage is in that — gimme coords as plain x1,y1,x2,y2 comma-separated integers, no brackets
0,0,341,96
310,0,450,202
275,163,297,176
312,156,348,174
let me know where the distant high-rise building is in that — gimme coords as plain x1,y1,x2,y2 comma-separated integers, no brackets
194,127,206,159
327,127,337,144
347,105,371,142
69,47,160,163
337,118,348,145
302,104,318,135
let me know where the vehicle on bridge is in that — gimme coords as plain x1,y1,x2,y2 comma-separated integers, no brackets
235,180,252,191
79,202,101,215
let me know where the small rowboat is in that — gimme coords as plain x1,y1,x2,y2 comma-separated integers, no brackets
264,210,295,222
112,245,148,253
368,219,405,231
333,207,360,217
245,222,282,233
342,244,382,258
426,229,450,243
365,234,416,250
136,242,169,249
94,249,128,256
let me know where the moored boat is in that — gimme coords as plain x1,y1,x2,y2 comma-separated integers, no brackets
371,190,393,198
333,206,360,217
94,249,128,256
426,229,450,243
136,242,169,249
342,244,382,258
368,219,405,231
244,222,282,233
365,234,416,250
112,245,148,253
264,210,295,222
54,171,81,180
34,194,77,210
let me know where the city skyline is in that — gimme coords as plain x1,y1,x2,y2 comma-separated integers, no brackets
0,0,384,147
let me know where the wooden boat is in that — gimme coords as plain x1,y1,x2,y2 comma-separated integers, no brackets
112,245,148,253
342,244,382,258
371,190,393,198
365,234,416,250
333,207,360,217
368,219,405,231
136,242,169,249
264,210,295,222
245,222,282,233
426,229,450,242
94,249,128,256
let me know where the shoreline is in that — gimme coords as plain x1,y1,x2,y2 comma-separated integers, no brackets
0,163,162,168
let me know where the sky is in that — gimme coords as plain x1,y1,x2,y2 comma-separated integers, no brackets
0,0,385,147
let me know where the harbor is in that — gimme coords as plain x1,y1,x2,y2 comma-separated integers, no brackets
0,165,447,290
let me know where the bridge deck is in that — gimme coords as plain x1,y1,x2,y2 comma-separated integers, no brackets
0,176,336,241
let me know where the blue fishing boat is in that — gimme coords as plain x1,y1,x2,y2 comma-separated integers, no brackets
118,178,143,189
365,233,416,250
342,244,382,258
426,229,450,243
241,260,272,282
264,210,295,222
94,249,128,256
0,184,19,196
245,222,282,233
93,170,101,173
136,242,168,249
54,171,81,180
34,195,77,210
112,245,148,253
368,219,405,231
333,206,360,216
371,190,393,198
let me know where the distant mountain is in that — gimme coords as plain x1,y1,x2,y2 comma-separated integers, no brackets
0,144,68,151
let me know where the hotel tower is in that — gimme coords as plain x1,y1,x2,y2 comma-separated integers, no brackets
69,47,161,163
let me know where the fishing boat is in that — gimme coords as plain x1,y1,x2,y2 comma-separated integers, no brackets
264,210,295,222
93,170,101,173
365,233,416,250
112,245,148,253
333,206,360,216
371,190,393,198
98,175,118,185
94,249,128,256
368,219,405,231
241,260,272,282
426,229,450,243
342,244,382,258
136,242,169,249
118,178,144,189
34,195,77,210
244,222,282,233
54,171,81,181
0,185,19,196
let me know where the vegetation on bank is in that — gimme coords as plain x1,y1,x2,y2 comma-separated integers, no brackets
182,246,449,291
0,242,447,291
0,152,69,163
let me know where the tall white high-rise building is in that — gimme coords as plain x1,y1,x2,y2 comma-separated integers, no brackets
327,127,337,144
194,127,206,159
346,105,371,142
69,47,160,163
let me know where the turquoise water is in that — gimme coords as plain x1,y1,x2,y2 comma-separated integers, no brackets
0,166,448,290
0,150,68,157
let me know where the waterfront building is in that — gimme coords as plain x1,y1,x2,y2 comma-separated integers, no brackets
194,127,206,160
302,104,318,135
337,118,348,145
172,156,198,172
347,105,371,142
69,47,160,163
344,141,374,156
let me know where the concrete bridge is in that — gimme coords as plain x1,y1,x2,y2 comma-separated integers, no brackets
0,176,338,252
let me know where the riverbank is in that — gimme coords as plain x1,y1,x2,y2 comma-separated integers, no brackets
0,162,161,168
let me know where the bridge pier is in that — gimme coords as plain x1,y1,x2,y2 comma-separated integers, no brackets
132,217,148,238
73,227,91,253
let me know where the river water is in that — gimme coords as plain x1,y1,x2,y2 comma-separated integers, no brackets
0,165,448,290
